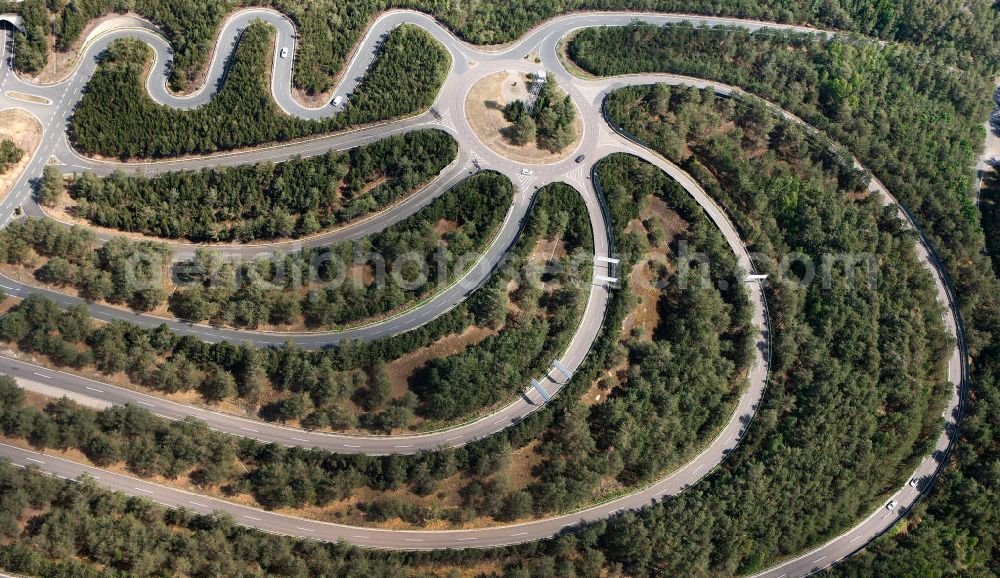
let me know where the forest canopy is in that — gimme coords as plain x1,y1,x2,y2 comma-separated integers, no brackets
68,129,458,241
0,83,959,575
0,139,23,174
17,0,999,95
166,170,513,330
4,1,1000,575
589,85,950,574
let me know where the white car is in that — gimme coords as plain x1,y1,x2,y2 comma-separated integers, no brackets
521,168,533,176
280,47,289,58
886,499,898,511
909,478,919,488
332,95,343,107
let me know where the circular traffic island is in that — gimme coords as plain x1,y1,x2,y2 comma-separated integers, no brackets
464,71,583,164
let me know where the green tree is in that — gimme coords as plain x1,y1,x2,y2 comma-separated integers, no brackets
37,165,63,207
0,139,24,174
509,114,536,146
199,367,237,402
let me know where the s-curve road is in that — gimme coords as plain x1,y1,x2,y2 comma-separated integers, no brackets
0,7,969,575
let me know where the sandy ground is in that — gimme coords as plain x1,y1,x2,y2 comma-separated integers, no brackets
0,109,41,200
465,71,583,164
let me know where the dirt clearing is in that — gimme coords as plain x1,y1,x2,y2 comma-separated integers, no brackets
0,109,41,199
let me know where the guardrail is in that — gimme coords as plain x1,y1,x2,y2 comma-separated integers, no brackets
588,162,617,276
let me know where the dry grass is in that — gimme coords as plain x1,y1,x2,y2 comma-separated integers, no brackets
465,71,582,164
580,378,612,407
385,325,496,396
0,109,41,199
0,296,21,315
505,439,542,491
620,197,688,340
5,92,50,104
433,218,460,235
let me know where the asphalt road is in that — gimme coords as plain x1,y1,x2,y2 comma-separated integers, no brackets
0,8,970,575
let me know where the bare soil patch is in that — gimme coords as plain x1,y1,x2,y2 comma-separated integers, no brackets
529,238,567,262
385,325,497,396
505,439,542,491
0,109,41,199
433,218,460,236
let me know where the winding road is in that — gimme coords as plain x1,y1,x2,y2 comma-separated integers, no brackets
0,7,971,577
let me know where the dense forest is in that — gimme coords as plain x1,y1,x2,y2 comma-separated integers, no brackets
0,166,754,525
580,86,948,575
567,23,991,348
18,161,505,329
503,74,577,152
168,170,511,330
0,85,955,574
586,153,753,487
3,1,1000,574
67,130,457,242
572,26,1000,574
0,218,172,311
0,178,583,434
409,181,592,422
985,170,1000,278
69,22,449,159
0,180,589,517
0,139,23,174
9,0,47,74
16,0,998,97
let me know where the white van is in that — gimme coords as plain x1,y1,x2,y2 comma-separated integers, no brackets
332,95,344,107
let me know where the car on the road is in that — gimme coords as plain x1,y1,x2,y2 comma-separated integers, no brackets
332,95,343,107
521,168,533,176
280,47,289,58
886,499,898,511
575,154,586,163
909,477,919,488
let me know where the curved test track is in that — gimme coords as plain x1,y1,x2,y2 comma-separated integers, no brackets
0,8,969,577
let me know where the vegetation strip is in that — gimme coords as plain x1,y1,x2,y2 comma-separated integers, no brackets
59,129,458,243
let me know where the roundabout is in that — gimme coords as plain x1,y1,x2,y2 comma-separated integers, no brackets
464,70,584,164
0,7,974,578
